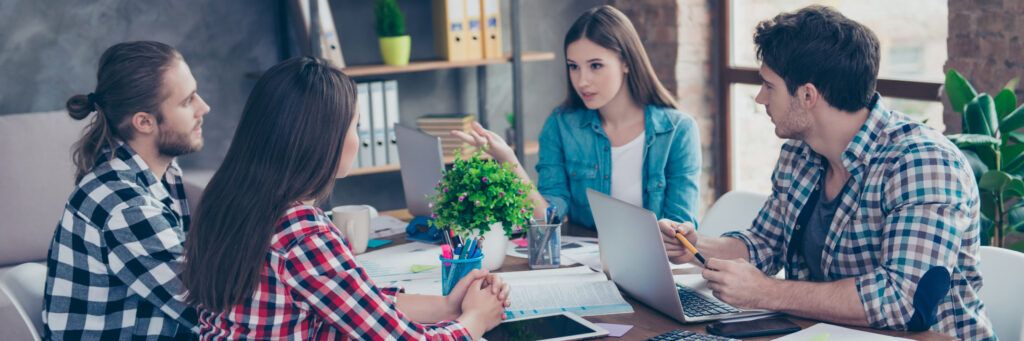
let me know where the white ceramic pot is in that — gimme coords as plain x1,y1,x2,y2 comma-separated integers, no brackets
479,223,508,271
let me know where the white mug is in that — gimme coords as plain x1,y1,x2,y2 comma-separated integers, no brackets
331,205,371,254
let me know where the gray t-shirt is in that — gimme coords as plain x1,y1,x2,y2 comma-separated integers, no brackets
802,173,842,282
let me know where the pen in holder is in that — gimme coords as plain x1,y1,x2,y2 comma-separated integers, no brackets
439,254,483,295
528,222,562,269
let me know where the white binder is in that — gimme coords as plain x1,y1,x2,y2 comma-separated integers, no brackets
384,80,400,165
356,83,372,169
369,81,387,167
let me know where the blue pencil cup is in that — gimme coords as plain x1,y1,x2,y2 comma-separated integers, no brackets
440,254,483,296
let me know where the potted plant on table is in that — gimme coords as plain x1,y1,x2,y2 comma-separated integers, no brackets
429,148,535,270
944,69,1024,251
374,0,410,66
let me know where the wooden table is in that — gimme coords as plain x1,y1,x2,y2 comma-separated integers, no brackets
378,210,950,340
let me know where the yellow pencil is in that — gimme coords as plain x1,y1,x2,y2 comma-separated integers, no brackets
674,231,707,266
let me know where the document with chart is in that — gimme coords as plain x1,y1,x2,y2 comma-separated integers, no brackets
499,266,633,319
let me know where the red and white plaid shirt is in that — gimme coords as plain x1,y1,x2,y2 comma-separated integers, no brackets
197,204,472,340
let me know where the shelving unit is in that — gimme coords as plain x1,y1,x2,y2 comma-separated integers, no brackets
342,52,554,77
348,140,539,176
340,48,550,175
295,0,542,177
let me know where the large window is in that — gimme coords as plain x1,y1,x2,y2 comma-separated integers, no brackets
720,0,947,194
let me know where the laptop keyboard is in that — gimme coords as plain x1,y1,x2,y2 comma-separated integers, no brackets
648,329,739,341
677,285,741,317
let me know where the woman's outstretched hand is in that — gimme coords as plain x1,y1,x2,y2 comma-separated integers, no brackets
451,121,518,165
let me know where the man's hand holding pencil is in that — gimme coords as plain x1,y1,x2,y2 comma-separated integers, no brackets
658,219,705,266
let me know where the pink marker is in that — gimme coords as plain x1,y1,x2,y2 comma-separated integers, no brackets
441,245,453,259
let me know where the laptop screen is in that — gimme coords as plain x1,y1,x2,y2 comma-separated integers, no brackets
395,125,445,217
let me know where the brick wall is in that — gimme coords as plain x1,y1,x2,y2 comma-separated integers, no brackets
614,0,719,211
675,0,717,209
610,0,679,94
944,0,1024,132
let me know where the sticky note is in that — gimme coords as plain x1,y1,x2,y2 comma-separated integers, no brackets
367,239,392,248
595,323,633,337
808,333,831,341
410,264,439,273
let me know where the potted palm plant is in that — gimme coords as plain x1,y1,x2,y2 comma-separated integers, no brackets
429,148,535,270
944,69,1024,251
374,0,410,66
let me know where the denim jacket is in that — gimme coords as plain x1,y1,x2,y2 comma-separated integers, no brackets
536,104,701,229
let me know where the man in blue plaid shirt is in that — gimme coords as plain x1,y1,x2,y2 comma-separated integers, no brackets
660,6,994,340
43,41,210,340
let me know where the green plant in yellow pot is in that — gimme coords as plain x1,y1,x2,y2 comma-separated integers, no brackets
375,0,410,66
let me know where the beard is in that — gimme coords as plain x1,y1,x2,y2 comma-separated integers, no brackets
157,121,203,157
772,97,812,140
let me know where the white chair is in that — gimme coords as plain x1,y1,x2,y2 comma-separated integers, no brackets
0,263,47,341
698,191,778,277
978,246,1024,340
698,190,769,237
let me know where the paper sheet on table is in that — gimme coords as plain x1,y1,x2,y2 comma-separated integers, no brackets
397,266,634,319
370,215,408,238
567,252,698,272
397,266,608,296
356,242,442,282
505,236,600,263
501,266,633,318
773,323,912,341
673,274,713,296
594,323,633,337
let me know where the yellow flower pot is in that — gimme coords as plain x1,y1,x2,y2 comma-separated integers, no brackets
379,35,411,66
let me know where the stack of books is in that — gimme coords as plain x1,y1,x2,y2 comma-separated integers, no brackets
416,113,477,157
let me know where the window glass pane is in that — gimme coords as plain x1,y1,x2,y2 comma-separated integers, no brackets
729,84,946,194
885,97,945,132
730,0,947,82
730,83,784,194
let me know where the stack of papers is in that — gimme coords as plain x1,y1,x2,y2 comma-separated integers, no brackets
370,215,408,238
498,266,634,318
358,243,634,320
356,241,443,283
358,240,630,317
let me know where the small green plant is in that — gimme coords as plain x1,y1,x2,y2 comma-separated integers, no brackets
944,69,1024,251
429,148,534,238
374,0,406,37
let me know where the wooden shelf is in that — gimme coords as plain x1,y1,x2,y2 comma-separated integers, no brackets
342,52,556,77
348,140,539,176
244,52,554,79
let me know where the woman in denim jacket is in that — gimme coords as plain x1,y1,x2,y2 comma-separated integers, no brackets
455,5,701,229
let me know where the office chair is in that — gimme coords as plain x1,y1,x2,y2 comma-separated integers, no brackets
0,262,47,341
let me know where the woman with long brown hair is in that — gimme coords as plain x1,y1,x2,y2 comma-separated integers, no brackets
182,57,509,340
456,5,702,230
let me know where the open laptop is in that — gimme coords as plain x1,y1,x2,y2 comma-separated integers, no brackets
395,124,445,242
586,189,769,323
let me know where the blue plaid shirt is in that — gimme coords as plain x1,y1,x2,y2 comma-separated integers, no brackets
723,94,994,340
43,141,198,340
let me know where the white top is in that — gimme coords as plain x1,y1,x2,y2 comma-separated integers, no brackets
610,132,645,207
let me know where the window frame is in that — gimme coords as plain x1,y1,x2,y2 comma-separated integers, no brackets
714,0,943,194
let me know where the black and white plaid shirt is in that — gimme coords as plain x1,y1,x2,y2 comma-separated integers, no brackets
43,141,198,340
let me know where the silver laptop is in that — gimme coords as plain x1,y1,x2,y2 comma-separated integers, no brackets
586,189,768,323
395,124,444,216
